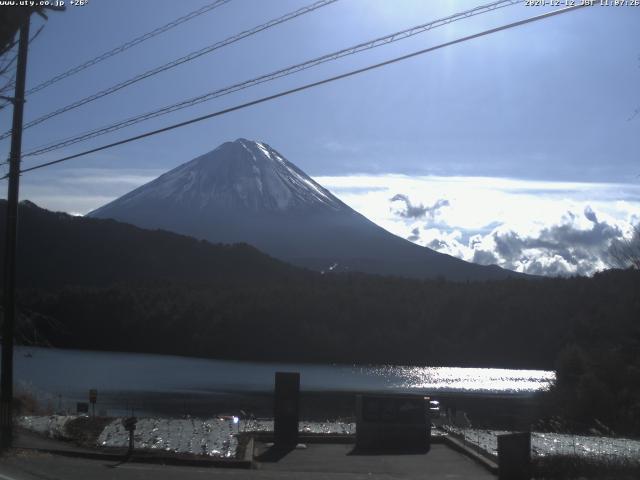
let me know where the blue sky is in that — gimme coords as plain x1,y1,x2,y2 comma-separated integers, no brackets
1,0,639,275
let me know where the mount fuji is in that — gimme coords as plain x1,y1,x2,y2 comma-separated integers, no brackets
89,138,517,281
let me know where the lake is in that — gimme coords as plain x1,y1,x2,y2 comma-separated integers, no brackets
14,346,554,418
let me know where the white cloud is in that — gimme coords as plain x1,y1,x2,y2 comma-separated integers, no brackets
15,166,640,276
315,174,640,276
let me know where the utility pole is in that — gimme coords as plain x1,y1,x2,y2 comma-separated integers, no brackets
1,15,30,450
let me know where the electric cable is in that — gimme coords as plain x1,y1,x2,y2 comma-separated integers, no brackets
25,0,232,96
0,0,338,141
20,0,521,158
14,3,591,178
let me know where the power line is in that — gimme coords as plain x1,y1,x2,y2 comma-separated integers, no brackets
0,0,339,141
1,25,43,77
0,25,44,110
24,0,232,97
0,48,18,77
15,3,592,177
27,24,45,47
0,21,47,79
20,0,521,158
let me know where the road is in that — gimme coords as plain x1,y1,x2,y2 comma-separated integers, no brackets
0,444,496,480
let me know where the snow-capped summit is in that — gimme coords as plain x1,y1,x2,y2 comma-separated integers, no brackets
89,139,519,280
94,138,343,214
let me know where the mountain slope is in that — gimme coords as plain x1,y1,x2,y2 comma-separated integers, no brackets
89,138,519,281
0,200,298,290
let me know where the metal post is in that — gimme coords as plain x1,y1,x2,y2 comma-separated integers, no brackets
128,428,134,455
122,417,137,457
1,16,30,450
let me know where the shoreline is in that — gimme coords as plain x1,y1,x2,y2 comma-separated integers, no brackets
13,344,556,374
14,345,553,429
40,389,541,430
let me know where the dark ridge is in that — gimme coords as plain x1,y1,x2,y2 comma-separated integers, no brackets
0,199,301,290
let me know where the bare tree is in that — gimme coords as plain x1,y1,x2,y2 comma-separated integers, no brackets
610,225,640,270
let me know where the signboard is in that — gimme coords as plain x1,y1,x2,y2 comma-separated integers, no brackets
122,417,137,431
274,372,299,446
356,394,430,453
76,402,89,414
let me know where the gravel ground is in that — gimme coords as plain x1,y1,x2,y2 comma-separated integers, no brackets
450,427,640,462
25,415,636,463
18,415,356,459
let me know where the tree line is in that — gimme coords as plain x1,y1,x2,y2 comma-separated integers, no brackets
2,200,639,434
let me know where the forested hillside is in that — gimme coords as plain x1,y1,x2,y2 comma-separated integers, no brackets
16,269,639,370
3,201,640,433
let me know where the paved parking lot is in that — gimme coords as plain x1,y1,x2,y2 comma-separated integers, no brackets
254,442,496,479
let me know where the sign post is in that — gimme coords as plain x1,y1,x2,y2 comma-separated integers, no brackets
89,389,97,418
122,417,137,456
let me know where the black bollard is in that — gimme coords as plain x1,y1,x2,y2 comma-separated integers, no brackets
498,431,531,480
274,372,299,447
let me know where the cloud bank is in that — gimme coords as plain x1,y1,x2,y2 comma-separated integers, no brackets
429,207,625,276
12,166,640,277
317,174,640,277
